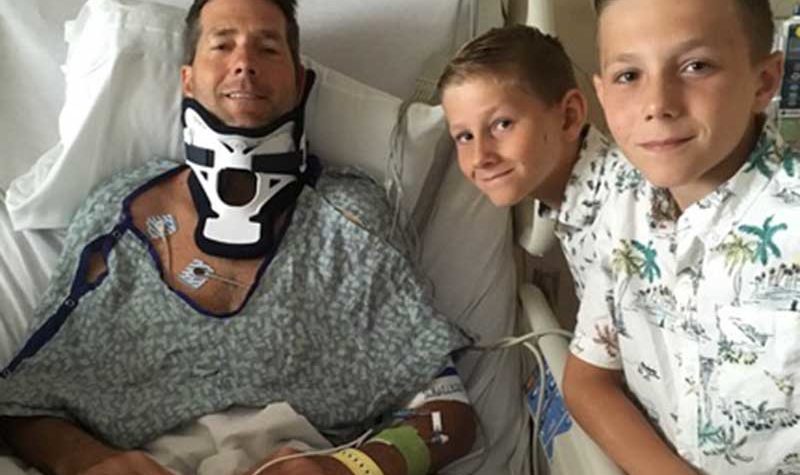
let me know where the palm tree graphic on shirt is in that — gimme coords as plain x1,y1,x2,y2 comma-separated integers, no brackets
632,240,661,283
611,240,661,336
738,216,787,266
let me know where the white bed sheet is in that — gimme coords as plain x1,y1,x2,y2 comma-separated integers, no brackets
0,1,534,474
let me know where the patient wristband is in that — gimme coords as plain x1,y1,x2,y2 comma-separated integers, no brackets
407,359,469,408
331,448,385,475
370,426,431,475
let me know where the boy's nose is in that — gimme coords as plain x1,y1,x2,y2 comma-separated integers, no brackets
643,76,680,121
475,135,499,166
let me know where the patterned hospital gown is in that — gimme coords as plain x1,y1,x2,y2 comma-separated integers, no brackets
0,159,469,449
555,124,800,474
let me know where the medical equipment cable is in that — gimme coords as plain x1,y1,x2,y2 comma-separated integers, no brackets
250,428,375,475
250,329,572,475
471,329,574,475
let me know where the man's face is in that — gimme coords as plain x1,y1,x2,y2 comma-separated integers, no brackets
593,0,781,209
442,75,571,207
181,0,303,128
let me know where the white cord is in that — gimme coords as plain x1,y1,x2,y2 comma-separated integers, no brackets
471,329,574,475
250,428,374,475
524,340,546,475
471,329,573,351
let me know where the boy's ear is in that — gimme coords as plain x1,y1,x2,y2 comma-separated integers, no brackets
592,73,606,111
753,51,784,113
561,89,588,141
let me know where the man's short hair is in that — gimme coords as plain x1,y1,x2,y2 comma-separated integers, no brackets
437,25,578,106
593,0,774,62
183,0,300,66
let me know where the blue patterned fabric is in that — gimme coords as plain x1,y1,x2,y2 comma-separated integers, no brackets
0,159,469,449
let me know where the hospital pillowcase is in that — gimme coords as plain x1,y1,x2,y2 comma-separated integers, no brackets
5,0,451,231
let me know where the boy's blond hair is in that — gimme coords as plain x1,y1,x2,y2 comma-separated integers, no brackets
594,0,774,62
437,25,578,106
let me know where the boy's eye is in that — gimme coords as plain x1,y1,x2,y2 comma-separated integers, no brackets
683,61,712,74
453,131,473,144
613,70,639,84
492,119,513,132
210,42,232,51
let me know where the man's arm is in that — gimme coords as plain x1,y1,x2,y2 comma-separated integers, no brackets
250,400,476,475
562,355,697,475
0,416,172,475
359,400,476,474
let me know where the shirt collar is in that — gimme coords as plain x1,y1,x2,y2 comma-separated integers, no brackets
545,125,633,231
653,120,786,241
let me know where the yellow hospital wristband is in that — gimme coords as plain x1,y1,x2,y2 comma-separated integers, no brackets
331,448,385,475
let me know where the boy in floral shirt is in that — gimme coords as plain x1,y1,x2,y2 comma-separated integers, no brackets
563,0,800,474
438,25,623,298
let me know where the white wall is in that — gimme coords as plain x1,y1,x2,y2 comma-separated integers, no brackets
773,0,799,18
510,0,604,128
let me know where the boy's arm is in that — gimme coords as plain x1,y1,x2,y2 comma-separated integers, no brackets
563,356,697,475
0,416,171,475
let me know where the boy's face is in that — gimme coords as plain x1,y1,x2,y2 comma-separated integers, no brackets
442,75,574,207
594,0,781,208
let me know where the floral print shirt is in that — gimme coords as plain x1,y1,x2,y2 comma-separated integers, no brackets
557,123,800,474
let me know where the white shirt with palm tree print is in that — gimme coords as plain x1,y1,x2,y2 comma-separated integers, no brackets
556,123,800,474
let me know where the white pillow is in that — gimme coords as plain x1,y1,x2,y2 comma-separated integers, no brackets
5,0,450,231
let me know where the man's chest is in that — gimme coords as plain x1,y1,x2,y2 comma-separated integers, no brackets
128,169,265,314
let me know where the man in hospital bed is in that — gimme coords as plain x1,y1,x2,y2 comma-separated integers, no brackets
0,0,478,473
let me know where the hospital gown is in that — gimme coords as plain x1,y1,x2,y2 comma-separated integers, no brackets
0,159,470,449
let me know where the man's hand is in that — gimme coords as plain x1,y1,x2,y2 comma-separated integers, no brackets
0,417,175,475
77,451,174,475
243,446,347,475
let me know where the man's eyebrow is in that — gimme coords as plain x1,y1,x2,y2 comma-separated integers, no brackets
206,27,283,41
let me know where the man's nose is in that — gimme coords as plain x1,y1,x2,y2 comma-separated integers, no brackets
643,75,680,121
232,45,257,76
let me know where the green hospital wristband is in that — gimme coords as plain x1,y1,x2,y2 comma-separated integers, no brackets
370,426,431,475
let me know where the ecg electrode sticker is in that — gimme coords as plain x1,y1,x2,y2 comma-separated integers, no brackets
178,259,214,289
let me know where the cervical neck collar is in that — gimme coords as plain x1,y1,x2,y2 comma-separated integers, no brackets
183,70,319,259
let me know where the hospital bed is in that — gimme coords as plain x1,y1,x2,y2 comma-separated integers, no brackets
0,0,622,473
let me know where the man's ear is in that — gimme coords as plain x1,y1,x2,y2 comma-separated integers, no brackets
753,51,783,113
295,63,306,103
181,65,195,97
560,89,588,141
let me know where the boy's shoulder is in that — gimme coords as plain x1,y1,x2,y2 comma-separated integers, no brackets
557,126,644,230
727,123,800,213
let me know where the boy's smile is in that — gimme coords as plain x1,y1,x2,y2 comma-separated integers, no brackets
441,75,580,208
593,0,782,210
